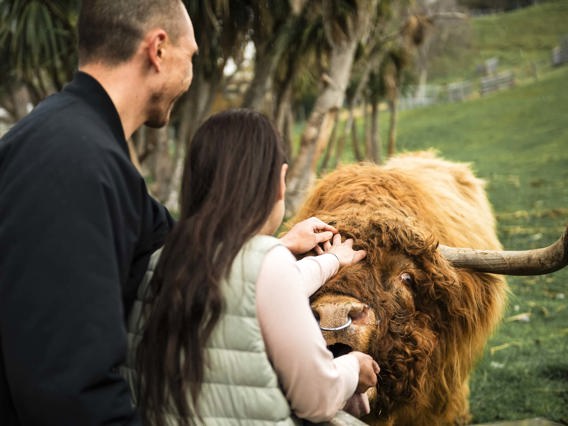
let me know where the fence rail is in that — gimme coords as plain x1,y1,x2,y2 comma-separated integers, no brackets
480,71,516,95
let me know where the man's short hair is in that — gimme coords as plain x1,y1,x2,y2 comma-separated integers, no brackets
78,0,186,66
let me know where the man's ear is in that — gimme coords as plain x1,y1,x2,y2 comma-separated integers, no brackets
147,30,168,72
278,163,288,201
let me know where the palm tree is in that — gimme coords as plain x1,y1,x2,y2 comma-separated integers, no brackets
285,0,380,216
1,0,435,215
0,0,78,118
240,0,310,113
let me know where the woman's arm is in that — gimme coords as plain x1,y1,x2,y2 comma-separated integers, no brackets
256,245,358,422
295,233,367,297
295,254,339,297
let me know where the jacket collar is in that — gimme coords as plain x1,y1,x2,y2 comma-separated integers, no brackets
64,71,129,156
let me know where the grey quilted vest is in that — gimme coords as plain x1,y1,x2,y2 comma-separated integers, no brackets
122,235,300,426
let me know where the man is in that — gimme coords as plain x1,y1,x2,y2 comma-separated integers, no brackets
0,1,197,424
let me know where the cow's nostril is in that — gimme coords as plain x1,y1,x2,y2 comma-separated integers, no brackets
348,304,365,320
328,343,353,358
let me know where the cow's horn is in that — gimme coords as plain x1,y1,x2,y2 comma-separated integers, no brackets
438,225,568,275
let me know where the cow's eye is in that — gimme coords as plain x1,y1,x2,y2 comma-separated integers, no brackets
400,272,414,286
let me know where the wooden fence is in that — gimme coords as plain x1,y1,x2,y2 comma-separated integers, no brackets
447,81,474,102
552,35,568,66
479,71,516,96
399,68,521,110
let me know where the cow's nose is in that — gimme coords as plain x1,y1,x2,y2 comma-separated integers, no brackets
312,300,369,331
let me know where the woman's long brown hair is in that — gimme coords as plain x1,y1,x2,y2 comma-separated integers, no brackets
136,109,285,426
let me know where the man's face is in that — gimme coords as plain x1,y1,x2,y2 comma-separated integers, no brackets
146,7,198,128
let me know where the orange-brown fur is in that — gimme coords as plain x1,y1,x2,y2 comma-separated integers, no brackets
287,152,508,425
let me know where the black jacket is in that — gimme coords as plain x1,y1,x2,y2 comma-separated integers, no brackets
0,72,173,425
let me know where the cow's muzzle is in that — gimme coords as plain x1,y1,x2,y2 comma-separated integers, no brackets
312,295,374,330
311,294,378,357
312,294,377,357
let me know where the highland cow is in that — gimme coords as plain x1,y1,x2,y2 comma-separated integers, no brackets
287,152,567,426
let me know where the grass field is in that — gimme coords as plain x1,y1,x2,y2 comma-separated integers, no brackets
428,0,568,83
375,64,568,423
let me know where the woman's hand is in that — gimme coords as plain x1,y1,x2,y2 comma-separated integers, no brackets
343,392,371,418
315,233,366,266
350,351,380,394
280,217,338,255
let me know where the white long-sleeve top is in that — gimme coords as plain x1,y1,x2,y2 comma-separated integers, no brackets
255,245,361,422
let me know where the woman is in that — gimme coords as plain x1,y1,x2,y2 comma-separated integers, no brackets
127,109,379,425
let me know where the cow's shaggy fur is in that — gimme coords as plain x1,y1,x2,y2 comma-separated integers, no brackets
287,152,508,425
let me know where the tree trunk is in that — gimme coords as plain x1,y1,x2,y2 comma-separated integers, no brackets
145,127,171,201
387,96,399,157
349,104,363,162
285,41,358,217
415,67,428,101
240,46,274,112
363,98,372,161
370,100,381,163
270,13,317,159
274,84,295,160
332,110,349,169
179,68,221,149
0,84,31,124
272,29,305,161
320,115,340,172
241,1,308,113
242,23,297,112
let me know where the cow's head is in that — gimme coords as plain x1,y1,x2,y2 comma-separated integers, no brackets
310,215,461,414
309,216,568,416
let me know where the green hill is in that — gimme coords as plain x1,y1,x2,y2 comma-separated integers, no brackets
429,0,568,83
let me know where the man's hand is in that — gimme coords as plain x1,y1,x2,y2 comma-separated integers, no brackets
280,217,338,255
